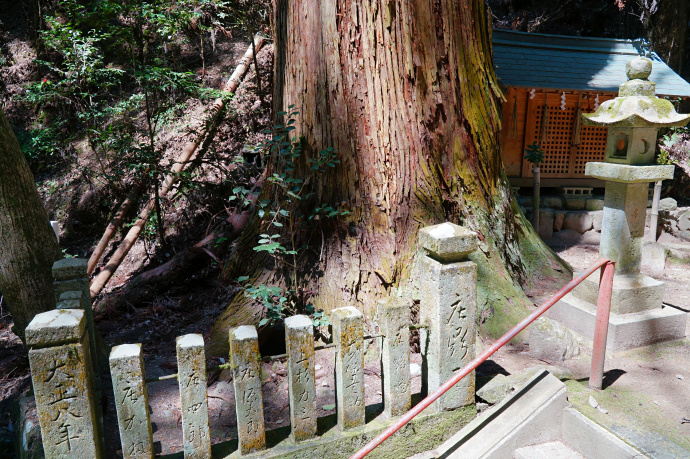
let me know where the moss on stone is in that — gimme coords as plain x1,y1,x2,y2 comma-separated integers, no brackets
201,404,476,459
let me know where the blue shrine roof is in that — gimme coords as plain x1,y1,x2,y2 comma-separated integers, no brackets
493,29,690,97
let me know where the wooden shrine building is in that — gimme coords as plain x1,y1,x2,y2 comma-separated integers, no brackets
493,30,690,188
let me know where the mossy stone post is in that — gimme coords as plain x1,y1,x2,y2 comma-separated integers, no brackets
176,334,211,458
57,291,83,310
229,326,266,454
109,343,154,458
52,258,99,390
379,297,411,417
332,306,365,431
285,315,317,442
418,222,478,411
26,309,103,458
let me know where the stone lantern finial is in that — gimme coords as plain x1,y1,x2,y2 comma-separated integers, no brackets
626,57,652,80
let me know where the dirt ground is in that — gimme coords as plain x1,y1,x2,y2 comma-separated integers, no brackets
1,225,689,457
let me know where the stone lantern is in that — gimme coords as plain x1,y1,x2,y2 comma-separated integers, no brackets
549,57,689,351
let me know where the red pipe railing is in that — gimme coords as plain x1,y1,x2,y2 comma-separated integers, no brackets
351,257,615,459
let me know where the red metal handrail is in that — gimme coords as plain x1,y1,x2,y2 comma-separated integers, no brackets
351,257,615,459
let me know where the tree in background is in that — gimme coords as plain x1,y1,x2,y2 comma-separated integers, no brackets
209,0,570,353
0,106,61,343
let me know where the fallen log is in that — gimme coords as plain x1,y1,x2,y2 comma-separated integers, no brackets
87,183,141,275
89,35,266,297
94,207,252,312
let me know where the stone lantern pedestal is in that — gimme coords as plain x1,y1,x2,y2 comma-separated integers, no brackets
549,57,688,351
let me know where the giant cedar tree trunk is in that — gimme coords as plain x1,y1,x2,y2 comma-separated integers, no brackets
647,0,689,78
0,107,61,343
209,0,569,354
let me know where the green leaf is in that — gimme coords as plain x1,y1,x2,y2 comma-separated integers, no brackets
258,209,265,218
237,276,249,282
322,404,336,411
272,222,283,227
259,318,270,327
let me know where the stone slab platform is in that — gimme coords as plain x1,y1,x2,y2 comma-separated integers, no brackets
548,294,687,351
571,274,665,314
585,163,674,183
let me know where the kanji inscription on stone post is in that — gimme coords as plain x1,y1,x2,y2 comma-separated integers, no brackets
27,309,102,458
332,306,365,430
109,343,154,458
230,325,266,454
379,297,411,417
285,315,317,442
419,223,478,411
176,334,211,458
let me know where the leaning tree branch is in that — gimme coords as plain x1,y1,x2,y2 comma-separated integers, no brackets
89,35,267,297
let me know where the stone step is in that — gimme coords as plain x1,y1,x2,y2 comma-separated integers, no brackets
514,441,585,459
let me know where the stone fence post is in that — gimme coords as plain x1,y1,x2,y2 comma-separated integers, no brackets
176,334,212,458
379,297,411,417
109,343,154,458
52,258,99,388
418,222,478,411
229,326,266,454
285,315,317,442
332,306,365,431
26,309,103,458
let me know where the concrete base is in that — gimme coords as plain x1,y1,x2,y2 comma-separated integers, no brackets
413,370,647,459
422,371,567,458
572,274,665,314
548,294,687,351
514,440,584,458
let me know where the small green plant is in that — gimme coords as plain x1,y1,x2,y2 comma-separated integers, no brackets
237,106,349,328
525,141,545,165
657,130,688,165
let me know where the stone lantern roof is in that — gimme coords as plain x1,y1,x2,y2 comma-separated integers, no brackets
582,57,690,128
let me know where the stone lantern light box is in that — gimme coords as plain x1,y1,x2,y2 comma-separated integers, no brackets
584,57,690,166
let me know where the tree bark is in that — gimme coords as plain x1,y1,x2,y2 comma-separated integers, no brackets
648,0,689,78
209,0,569,355
0,107,62,342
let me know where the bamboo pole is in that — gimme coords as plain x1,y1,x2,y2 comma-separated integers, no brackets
89,35,267,297
87,184,141,275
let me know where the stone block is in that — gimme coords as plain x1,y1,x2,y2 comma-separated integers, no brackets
13,396,44,459
528,318,579,362
641,242,666,278
418,222,477,263
564,198,586,210
27,310,102,459
585,162,674,183
420,256,476,411
52,258,88,281
549,294,687,351
540,196,563,209
592,211,604,232
476,374,510,404
25,309,86,348
563,212,593,234
284,315,317,442
553,212,566,232
585,198,605,211
176,334,211,458
379,297,411,417
658,197,678,211
109,344,154,458
538,210,554,239
57,291,83,310
572,273,664,314
229,326,266,454
678,211,690,231
332,307,365,430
